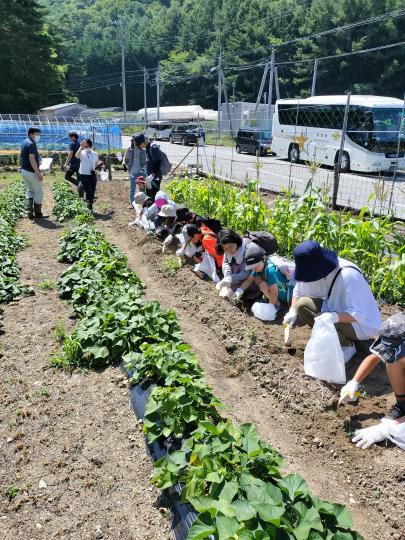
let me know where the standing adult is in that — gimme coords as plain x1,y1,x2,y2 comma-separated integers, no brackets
75,139,99,211
20,127,45,219
63,132,82,196
133,134,162,199
283,240,381,361
124,135,146,205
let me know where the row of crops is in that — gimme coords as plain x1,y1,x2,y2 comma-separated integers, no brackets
50,180,363,540
168,176,405,306
0,181,28,328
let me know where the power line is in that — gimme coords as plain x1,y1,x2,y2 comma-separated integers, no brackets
222,8,405,72
277,39,405,67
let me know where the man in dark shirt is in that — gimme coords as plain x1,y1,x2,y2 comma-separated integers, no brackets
133,133,162,199
20,127,45,219
63,132,82,195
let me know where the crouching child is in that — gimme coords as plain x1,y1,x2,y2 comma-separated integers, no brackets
235,244,295,321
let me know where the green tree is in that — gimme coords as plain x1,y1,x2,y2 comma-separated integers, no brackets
0,0,67,113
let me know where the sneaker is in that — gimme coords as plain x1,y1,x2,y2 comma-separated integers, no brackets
385,402,405,421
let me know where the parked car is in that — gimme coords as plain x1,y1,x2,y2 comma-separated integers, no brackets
169,124,205,146
235,129,273,156
144,121,173,141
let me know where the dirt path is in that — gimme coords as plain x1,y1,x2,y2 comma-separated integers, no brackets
95,177,404,540
0,182,170,540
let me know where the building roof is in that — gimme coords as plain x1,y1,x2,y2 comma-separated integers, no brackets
276,95,404,108
40,102,86,111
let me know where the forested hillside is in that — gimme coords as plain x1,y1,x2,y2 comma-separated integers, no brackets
2,0,405,113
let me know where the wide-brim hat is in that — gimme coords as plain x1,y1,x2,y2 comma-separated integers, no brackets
370,313,405,364
158,204,176,218
293,240,338,282
134,191,147,205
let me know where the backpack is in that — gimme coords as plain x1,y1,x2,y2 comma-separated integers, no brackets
160,150,172,175
150,142,172,175
269,255,295,280
244,231,278,255
202,217,222,234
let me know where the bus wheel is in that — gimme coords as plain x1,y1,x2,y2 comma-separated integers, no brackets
336,151,350,173
288,144,300,163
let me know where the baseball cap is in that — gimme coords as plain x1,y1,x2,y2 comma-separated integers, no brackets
245,242,266,270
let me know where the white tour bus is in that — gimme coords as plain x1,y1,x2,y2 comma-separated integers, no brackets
144,121,173,141
271,95,405,173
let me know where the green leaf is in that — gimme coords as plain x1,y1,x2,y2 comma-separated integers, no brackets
231,500,257,522
188,497,235,517
330,533,355,540
187,513,216,540
254,503,284,526
293,507,323,540
216,515,240,540
279,474,309,501
220,481,239,503
331,504,353,529
85,345,109,359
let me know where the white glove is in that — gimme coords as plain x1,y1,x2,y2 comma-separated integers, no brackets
339,380,360,405
352,420,395,449
145,174,154,189
318,311,339,324
283,308,297,327
235,288,244,301
163,234,174,246
176,248,185,257
216,276,232,291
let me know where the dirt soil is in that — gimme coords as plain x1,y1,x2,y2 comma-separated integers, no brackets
0,182,171,540
94,176,404,540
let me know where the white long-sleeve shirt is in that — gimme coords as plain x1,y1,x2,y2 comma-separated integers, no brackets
293,257,381,340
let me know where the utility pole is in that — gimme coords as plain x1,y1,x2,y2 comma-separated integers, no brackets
221,71,234,135
311,59,319,97
267,49,275,122
217,50,222,136
143,67,148,125
275,67,280,100
156,61,160,120
264,92,267,104
118,16,127,123
232,80,236,103
254,62,269,115
332,92,351,209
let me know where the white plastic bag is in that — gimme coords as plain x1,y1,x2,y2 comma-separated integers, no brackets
304,317,346,384
194,253,220,283
251,302,277,322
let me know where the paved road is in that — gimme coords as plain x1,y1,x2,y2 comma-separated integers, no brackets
122,136,405,219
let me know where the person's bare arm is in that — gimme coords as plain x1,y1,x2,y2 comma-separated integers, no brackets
261,282,279,304
75,147,83,159
352,353,380,383
29,154,43,181
240,274,255,291
64,150,73,168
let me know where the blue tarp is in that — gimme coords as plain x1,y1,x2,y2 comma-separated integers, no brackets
0,121,122,151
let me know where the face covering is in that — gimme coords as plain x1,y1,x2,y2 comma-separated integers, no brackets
33,135,40,142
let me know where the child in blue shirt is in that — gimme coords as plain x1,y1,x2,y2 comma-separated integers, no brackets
236,243,295,309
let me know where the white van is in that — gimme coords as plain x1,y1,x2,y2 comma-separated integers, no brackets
144,121,173,141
